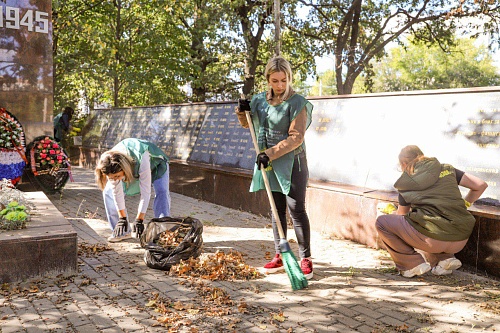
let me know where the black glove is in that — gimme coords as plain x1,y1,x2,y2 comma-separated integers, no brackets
132,219,144,239
238,98,251,112
113,217,129,237
256,152,270,170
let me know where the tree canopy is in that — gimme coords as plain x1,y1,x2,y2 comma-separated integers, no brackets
367,37,500,92
285,0,500,94
53,0,500,109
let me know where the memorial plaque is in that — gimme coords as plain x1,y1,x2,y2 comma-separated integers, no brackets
169,104,206,160
188,103,255,168
101,109,129,148
159,104,203,160
157,105,177,157
189,104,221,165
126,107,165,144
215,103,255,170
306,90,500,201
81,109,112,149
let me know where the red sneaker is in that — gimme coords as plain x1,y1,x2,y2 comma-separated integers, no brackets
301,258,313,280
263,254,285,273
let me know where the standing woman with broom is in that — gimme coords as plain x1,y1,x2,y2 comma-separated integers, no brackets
235,56,314,280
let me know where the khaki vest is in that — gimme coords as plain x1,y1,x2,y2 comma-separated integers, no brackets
395,158,475,241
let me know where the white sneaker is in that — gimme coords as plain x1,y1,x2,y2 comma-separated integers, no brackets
431,258,462,275
401,263,431,278
107,233,132,243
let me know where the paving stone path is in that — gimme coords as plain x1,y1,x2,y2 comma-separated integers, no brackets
1,167,499,333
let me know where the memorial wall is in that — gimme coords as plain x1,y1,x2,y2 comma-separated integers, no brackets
306,88,500,202
83,103,256,171
0,0,53,143
81,88,500,276
82,87,500,203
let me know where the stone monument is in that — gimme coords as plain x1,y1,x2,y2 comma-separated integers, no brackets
0,0,53,143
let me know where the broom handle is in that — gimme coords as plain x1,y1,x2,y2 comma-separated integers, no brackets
245,111,286,240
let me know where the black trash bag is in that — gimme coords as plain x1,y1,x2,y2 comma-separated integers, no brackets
141,216,203,271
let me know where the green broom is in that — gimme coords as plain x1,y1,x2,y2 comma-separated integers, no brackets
245,111,308,290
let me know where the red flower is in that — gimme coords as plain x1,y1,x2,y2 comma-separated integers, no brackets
49,150,56,154
40,153,47,159
52,143,59,148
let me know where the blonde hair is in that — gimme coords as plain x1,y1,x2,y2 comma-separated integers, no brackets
265,56,293,99
398,145,430,175
94,151,135,190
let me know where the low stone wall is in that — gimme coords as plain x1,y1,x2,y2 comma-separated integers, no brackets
0,192,78,283
305,180,500,277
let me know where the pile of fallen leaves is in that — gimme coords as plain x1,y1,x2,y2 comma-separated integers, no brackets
169,250,263,281
156,224,191,249
77,242,112,257
147,279,268,332
0,282,41,298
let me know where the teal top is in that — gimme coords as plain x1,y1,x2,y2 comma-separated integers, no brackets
249,92,313,194
114,138,169,196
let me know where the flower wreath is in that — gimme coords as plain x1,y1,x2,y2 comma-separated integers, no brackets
0,108,27,185
29,136,73,179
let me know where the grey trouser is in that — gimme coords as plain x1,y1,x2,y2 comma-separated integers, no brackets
375,214,468,271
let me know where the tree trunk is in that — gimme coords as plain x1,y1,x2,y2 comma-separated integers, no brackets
113,0,122,107
238,2,271,97
335,0,362,95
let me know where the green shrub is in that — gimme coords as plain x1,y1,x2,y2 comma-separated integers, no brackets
0,180,32,231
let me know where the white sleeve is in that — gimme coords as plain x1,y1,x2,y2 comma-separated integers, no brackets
138,151,152,214
110,179,126,211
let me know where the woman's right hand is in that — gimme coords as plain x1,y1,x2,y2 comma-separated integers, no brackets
235,100,250,128
113,217,129,237
238,98,251,111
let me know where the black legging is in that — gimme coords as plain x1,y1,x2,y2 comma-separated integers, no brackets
271,152,311,259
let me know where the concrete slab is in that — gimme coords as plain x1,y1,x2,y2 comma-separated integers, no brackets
0,192,77,283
